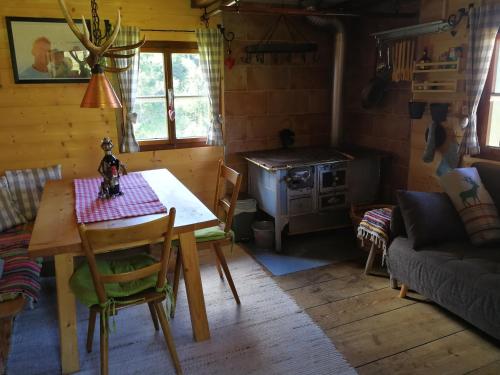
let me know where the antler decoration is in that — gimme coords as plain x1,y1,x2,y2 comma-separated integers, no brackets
58,0,145,73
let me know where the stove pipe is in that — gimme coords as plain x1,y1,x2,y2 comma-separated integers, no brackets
305,15,345,147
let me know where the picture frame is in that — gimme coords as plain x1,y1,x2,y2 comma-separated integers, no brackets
6,16,92,84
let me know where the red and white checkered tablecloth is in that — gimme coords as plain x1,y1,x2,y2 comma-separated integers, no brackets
74,173,167,224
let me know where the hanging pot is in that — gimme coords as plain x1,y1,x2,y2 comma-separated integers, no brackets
362,44,391,109
408,101,426,119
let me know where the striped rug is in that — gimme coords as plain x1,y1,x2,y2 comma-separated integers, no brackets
7,247,356,375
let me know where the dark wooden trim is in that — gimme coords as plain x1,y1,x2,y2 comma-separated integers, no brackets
478,33,500,161
142,41,198,52
139,41,208,151
139,140,210,152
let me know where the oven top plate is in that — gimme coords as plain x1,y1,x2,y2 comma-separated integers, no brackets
242,147,353,171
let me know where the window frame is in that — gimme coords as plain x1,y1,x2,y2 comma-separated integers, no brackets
478,33,500,160
137,41,209,151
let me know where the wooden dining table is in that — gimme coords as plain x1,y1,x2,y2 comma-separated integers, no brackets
28,168,218,374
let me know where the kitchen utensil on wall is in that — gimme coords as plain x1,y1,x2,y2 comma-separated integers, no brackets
362,43,391,108
422,103,450,163
391,39,415,82
408,101,426,119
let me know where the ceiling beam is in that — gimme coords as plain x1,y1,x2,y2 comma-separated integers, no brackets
191,0,219,9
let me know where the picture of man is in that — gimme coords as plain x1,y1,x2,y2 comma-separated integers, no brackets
21,36,51,79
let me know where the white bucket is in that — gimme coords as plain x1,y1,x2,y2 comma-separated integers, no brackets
252,221,275,249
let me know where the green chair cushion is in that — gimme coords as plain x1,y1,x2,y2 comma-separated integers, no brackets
70,254,158,307
194,226,230,243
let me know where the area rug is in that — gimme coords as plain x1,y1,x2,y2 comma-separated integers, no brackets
7,247,357,375
244,228,364,276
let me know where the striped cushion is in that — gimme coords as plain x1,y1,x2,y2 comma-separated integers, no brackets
0,230,41,302
0,176,26,232
5,165,62,221
441,168,500,246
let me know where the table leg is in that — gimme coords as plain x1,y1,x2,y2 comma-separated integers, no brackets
179,231,210,341
55,254,80,374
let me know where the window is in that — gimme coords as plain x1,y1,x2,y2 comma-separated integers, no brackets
478,33,500,159
135,42,210,150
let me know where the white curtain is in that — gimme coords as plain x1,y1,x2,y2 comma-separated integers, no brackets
459,5,500,156
196,29,224,146
115,26,140,153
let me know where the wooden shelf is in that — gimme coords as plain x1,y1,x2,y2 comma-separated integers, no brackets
413,59,460,73
412,79,457,93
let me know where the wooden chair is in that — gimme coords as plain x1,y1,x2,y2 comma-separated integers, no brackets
171,160,242,317
76,209,182,375
0,296,25,374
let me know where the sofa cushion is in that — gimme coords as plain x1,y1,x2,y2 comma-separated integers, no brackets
473,162,500,212
396,191,467,249
5,165,62,221
440,167,500,246
0,176,26,233
387,237,500,340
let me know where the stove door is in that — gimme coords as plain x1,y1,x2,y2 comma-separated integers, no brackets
319,165,347,193
318,191,348,211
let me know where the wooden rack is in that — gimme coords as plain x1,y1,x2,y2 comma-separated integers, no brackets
412,59,459,93
412,80,458,93
413,59,460,73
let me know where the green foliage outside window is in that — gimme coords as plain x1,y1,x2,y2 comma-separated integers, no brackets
135,51,210,141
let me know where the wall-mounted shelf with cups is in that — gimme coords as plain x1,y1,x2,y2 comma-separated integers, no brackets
413,59,460,73
412,80,458,93
412,58,460,93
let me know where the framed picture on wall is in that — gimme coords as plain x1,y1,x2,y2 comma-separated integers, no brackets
6,17,92,84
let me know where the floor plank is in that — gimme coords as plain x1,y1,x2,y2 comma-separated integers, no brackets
357,330,500,375
286,273,389,309
466,359,500,375
307,287,416,330
326,302,467,367
274,261,364,291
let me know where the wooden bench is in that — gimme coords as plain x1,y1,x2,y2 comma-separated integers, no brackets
0,227,41,374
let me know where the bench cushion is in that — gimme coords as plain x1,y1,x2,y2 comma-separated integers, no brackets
0,177,26,233
0,230,41,303
5,165,62,221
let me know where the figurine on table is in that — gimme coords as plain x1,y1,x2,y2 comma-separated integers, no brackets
97,137,127,199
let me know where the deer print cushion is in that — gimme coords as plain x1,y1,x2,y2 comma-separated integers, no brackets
440,167,500,246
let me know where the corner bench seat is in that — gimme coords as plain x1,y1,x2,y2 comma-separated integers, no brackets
0,226,42,374
0,228,41,304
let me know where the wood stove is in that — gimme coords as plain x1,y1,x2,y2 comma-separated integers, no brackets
244,147,353,252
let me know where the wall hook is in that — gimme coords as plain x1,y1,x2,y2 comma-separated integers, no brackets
201,8,209,28
217,24,235,43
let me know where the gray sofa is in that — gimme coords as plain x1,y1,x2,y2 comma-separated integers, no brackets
387,162,500,341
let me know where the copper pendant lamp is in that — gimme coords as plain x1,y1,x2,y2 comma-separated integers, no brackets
81,64,121,108
58,0,146,109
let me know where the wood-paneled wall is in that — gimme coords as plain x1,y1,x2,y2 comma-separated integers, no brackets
0,0,223,205
407,0,486,192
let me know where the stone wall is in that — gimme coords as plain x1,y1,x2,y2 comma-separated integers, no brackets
222,12,333,188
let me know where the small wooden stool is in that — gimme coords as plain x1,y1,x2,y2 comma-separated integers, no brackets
350,204,394,276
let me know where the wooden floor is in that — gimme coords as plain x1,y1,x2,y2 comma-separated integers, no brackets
269,252,500,375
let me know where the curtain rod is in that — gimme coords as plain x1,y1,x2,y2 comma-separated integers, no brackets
141,28,196,33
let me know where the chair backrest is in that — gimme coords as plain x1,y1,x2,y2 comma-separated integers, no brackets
213,160,242,233
78,208,176,306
